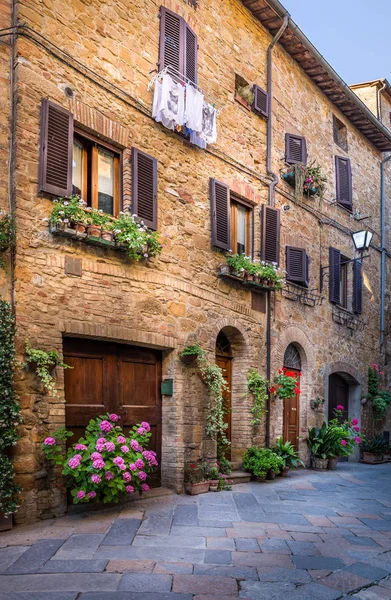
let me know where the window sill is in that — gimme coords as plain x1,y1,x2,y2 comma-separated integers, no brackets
234,93,252,112
49,222,125,252
218,264,275,292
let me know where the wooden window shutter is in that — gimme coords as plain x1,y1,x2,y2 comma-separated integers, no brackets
39,99,73,196
210,178,230,250
285,134,307,165
184,23,198,84
260,205,280,265
329,247,341,304
159,7,183,74
252,85,269,118
353,260,363,314
286,246,309,288
335,156,352,209
131,148,158,231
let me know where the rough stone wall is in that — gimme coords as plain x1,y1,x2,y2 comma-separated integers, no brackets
5,0,391,522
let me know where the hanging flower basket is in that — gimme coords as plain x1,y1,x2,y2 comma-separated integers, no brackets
281,162,327,200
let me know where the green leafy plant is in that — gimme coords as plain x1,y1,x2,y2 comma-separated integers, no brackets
23,342,72,396
366,365,391,420
310,397,325,410
225,253,285,290
42,414,157,503
243,446,283,478
270,367,300,400
205,462,220,480
184,461,206,484
196,354,229,447
217,455,232,475
307,408,361,460
0,212,16,267
361,436,388,456
49,195,88,227
272,437,304,469
114,213,162,260
0,300,22,517
306,423,329,459
247,369,268,426
179,344,204,358
282,161,328,200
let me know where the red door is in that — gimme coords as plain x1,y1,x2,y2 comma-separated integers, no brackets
283,368,300,450
63,338,162,486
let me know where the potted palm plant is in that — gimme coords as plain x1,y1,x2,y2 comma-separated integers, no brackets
306,423,329,469
273,437,304,476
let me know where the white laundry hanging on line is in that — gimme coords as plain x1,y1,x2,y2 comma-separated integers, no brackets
199,102,217,145
152,79,174,131
160,73,185,127
185,83,204,133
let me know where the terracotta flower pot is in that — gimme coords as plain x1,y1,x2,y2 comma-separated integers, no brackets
75,223,86,234
363,452,383,463
327,457,339,470
184,481,209,496
88,225,102,237
313,457,328,470
279,466,290,477
102,230,113,242
208,479,219,492
267,470,277,480
0,512,13,531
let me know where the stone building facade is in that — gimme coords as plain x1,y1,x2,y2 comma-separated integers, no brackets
1,0,391,523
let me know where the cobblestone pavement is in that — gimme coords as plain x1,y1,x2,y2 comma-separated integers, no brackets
1,463,391,599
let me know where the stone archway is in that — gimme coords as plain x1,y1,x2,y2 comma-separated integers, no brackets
271,326,315,459
325,362,362,462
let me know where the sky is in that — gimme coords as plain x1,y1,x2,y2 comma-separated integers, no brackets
281,0,391,85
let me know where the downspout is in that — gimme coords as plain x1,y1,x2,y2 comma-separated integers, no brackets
9,0,16,308
380,154,391,349
265,13,289,449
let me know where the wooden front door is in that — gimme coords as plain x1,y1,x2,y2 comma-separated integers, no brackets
328,373,349,423
215,355,232,456
63,338,162,486
283,368,300,450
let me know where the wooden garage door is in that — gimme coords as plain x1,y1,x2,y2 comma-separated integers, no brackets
63,338,162,486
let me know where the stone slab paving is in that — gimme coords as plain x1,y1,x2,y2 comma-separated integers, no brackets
2,463,391,598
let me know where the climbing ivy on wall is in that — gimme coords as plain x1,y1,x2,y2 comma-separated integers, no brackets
0,300,22,516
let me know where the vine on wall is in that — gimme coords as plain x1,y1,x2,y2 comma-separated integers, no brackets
247,369,268,426
0,300,22,517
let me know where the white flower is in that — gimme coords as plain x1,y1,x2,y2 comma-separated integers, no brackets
42,217,49,223
64,218,69,223
59,211,65,215
63,201,69,206
144,253,148,258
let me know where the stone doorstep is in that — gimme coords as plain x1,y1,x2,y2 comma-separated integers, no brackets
228,471,252,485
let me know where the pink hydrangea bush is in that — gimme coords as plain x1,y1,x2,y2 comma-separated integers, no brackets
42,413,157,504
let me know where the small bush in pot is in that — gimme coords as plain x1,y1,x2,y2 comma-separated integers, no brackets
243,447,283,481
272,437,304,476
361,437,388,463
184,461,209,495
179,343,204,365
49,195,88,229
205,463,220,491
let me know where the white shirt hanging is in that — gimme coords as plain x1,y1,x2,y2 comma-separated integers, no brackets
159,73,185,127
200,102,217,145
185,83,204,133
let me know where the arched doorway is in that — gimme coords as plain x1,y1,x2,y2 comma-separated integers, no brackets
215,331,232,456
328,374,349,422
283,343,301,450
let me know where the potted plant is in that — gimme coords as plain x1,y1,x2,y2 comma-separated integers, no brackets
23,342,72,397
282,161,327,200
86,209,110,238
272,437,304,476
184,461,209,495
361,437,388,463
49,195,88,231
366,364,391,421
42,413,157,503
270,368,301,401
223,253,285,290
113,213,163,261
306,423,329,469
205,462,220,491
243,447,283,482
179,343,204,365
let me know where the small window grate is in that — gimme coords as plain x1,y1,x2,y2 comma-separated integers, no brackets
216,331,232,356
283,343,301,370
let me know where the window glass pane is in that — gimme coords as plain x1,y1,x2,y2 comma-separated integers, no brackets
237,205,247,255
98,147,114,214
72,141,83,196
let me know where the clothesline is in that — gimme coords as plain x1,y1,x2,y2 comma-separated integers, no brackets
148,66,223,116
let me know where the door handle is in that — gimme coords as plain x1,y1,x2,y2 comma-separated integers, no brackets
291,407,297,411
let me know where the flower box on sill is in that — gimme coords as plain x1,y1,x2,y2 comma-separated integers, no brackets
218,264,275,291
49,222,122,251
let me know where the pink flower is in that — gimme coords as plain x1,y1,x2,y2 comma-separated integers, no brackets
68,457,81,469
351,418,359,426
141,483,150,492
355,437,361,444
95,443,105,452
140,422,151,432
76,490,86,499
91,474,101,484
337,405,345,411
125,485,134,493
91,452,102,461
380,371,384,375
123,472,132,482
119,463,126,471
135,459,144,469
109,413,119,422
372,364,379,370
129,463,137,471
131,440,142,452
99,420,113,433
74,454,82,460
105,471,114,480
75,444,87,451
92,459,105,469
137,427,146,436
138,471,147,481
340,440,347,446
353,426,360,432
105,442,115,452
44,437,56,446
88,491,96,499
113,456,124,467
117,436,126,444
97,437,106,444
120,445,129,453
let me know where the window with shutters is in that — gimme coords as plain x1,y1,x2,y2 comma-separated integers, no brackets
159,6,198,84
230,196,251,256
234,75,268,118
285,134,307,165
328,247,360,312
286,246,310,288
333,116,348,152
335,156,352,211
131,148,158,231
72,131,121,217
260,205,280,266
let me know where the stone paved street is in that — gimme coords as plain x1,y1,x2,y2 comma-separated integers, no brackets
1,463,391,599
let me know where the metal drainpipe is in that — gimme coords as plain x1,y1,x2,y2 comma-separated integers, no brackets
9,0,16,309
265,14,289,449
380,154,391,349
